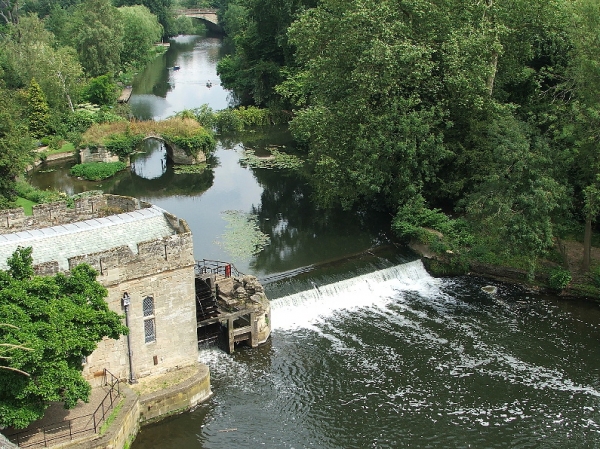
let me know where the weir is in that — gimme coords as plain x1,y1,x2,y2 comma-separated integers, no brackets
270,259,439,330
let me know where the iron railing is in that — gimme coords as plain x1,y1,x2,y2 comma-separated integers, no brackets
7,369,121,448
196,259,244,279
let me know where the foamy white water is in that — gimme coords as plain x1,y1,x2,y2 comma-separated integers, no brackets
270,260,441,330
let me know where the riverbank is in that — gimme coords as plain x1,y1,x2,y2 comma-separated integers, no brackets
411,238,600,300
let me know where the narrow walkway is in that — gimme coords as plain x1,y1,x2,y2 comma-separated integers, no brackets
3,386,112,448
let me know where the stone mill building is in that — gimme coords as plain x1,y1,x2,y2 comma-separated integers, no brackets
0,194,271,387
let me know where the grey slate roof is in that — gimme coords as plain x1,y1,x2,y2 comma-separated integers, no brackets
0,206,176,271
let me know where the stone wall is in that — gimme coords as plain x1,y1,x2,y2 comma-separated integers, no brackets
54,364,211,449
80,136,207,166
0,194,151,234
80,231,197,385
138,364,212,424
79,146,121,164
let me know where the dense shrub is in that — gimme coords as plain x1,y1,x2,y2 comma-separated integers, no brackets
178,105,289,133
81,118,216,157
104,133,144,158
83,74,118,106
70,162,127,181
548,268,572,290
15,180,65,204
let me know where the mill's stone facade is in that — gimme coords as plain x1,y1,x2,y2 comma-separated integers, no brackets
0,194,199,386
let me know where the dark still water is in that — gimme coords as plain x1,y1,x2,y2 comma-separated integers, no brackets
27,36,600,448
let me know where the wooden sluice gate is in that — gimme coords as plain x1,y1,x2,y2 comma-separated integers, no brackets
195,260,271,353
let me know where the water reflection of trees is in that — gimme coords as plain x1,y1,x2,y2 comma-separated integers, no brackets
249,168,388,274
110,165,214,198
218,130,390,274
132,36,201,98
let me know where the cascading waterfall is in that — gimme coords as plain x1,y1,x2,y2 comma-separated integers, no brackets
270,259,441,330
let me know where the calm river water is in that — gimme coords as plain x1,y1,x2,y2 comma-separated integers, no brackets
28,36,600,448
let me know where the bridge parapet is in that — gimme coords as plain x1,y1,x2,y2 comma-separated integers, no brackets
175,8,219,26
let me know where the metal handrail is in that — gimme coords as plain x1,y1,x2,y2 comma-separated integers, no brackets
8,369,121,448
195,259,244,278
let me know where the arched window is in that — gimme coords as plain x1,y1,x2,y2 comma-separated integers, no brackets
143,296,156,343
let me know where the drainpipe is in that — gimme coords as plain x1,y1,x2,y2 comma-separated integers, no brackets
122,292,137,384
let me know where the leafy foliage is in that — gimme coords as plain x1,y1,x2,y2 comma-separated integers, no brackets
0,88,35,209
104,133,144,158
548,267,572,290
14,181,66,205
0,247,127,428
26,79,50,139
82,74,118,106
217,0,318,107
70,162,128,180
67,0,124,77
119,5,164,69
178,105,288,132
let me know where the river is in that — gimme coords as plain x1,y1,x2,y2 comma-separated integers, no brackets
27,35,600,448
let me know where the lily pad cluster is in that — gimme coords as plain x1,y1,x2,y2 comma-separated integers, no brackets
173,163,208,174
215,210,270,260
239,147,303,170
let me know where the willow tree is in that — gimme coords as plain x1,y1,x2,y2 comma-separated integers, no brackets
119,5,163,68
67,0,124,77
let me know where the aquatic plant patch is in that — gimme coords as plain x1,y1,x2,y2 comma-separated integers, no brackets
70,162,127,181
239,147,303,170
173,163,208,174
215,210,270,259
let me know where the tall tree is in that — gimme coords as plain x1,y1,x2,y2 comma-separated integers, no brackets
0,247,128,429
563,0,600,271
26,78,50,138
0,0,21,24
118,5,163,68
0,88,34,209
2,14,83,111
113,0,173,38
217,0,317,106
286,0,448,209
67,0,124,77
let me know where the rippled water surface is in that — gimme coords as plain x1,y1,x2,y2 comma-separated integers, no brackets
133,261,600,449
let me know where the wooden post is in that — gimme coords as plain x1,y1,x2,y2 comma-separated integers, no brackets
228,317,234,354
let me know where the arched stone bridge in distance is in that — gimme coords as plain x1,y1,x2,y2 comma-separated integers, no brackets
175,8,223,33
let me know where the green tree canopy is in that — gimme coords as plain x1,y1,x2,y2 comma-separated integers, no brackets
0,88,34,209
1,14,84,111
26,78,50,138
217,0,317,107
0,247,128,429
114,0,173,38
119,5,163,69
67,0,124,77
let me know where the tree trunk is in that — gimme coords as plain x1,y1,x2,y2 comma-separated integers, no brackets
583,215,592,271
487,50,498,96
556,236,569,269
